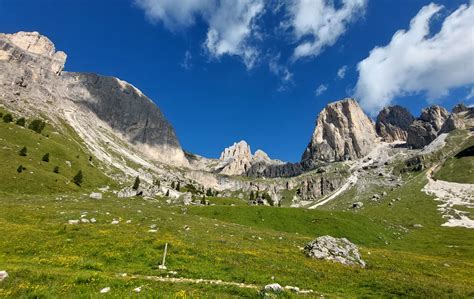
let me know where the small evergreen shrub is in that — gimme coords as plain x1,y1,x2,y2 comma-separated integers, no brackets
176,182,181,191
165,190,170,197
17,165,23,173
73,170,83,186
28,119,46,134
132,176,140,190
15,117,26,127
3,113,13,123
19,146,27,156
53,166,60,173
42,153,50,162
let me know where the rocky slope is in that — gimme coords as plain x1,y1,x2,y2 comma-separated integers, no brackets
406,105,450,149
0,31,188,167
301,98,378,167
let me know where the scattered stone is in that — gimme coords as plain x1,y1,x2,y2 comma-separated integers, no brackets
68,219,79,225
150,224,157,229
111,220,119,225
304,235,366,267
284,285,300,293
381,191,387,197
80,218,90,223
133,287,141,293
89,192,102,200
352,202,363,209
413,224,423,228
126,220,132,224
100,287,110,294
148,229,158,233
90,218,97,223
183,225,190,231
264,283,283,293
0,271,8,282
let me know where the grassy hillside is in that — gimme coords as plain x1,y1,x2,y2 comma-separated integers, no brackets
434,135,474,184
0,107,115,195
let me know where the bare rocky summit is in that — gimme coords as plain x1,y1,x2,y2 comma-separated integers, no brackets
376,105,414,142
407,105,450,149
301,98,378,166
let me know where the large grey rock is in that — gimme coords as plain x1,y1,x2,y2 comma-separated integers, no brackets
302,98,378,166
406,105,450,149
0,270,8,282
304,235,365,267
376,105,414,142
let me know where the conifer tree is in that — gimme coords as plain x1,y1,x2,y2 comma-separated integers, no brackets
19,146,27,156
73,170,83,186
15,117,26,127
53,166,59,173
17,165,23,173
42,153,50,162
132,176,140,190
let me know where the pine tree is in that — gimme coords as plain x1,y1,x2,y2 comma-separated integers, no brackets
15,117,26,127
206,188,213,197
28,119,46,134
73,170,83,186
53,166,59,173
42,153,50,162
249,191,255,201
132,176,140,190
2,113,13,123
19,146,27,156
171,181,175,189
17,165,23,173
176,181,181,191
201,196,206,205
165,190,170,197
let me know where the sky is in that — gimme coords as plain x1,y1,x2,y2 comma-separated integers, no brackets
1,0,473,162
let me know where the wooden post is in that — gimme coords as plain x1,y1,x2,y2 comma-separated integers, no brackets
159,243,168,269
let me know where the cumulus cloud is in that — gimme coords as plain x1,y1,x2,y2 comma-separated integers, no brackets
135,0,264,69
355,2,474,115
204,0,264,69
286,0,367,60
315,84,328,96
337,65,347,79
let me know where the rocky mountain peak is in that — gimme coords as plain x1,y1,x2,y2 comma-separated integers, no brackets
419,105,450,131
406,105,450,149
376,105,415,142
301,98,378,166
1,31,67,75
220,140,252,161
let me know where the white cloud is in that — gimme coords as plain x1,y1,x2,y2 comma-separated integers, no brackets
337,65,347,79
315,84,328,96
204,0,264,69
135,0,264,69
269,53,294,91
180,50,192,70
355,2,474,115
134,0,215,30
286,0,367,60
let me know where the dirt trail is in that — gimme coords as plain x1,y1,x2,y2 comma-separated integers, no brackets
422,166,474,228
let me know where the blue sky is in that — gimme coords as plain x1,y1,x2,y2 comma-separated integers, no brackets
1,0,473,162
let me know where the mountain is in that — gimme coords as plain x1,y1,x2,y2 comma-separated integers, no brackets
376,105,415,142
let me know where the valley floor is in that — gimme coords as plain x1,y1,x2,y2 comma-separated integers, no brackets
1,172,473,298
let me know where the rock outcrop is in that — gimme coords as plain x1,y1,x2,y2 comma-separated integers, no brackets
304,236,365,267
376,105,414,142
301,98,378,166
407,105,449,149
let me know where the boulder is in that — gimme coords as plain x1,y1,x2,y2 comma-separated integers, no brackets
376,105,414,142
0,271,8,282
264,283,283,293
301,98,378,166
89,192,102,200
304,235,366,267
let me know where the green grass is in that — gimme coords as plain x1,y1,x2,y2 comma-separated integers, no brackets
0,108,115,194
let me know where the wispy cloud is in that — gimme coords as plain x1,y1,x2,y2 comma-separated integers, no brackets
337,65,347,79
315,84,328,96
268,53,293,91
180,50,192,70
355,2,474,115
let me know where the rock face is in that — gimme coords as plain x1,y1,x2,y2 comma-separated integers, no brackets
376,105,414,142
217,141,285,176
301,98,378,166
407,105,449,149
304,236,365,267
0,31,188,167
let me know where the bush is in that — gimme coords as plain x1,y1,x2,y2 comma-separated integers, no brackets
28,119,46,134
3,113,13,123
176,182,181,191
19,146,27,156
17,165,23,173
165,190,170,197
42,153,50,162
73,170,83,186
0,112,3,118
15,117,26,126
53,166,59,173
132,176,140,190
206,188,213,197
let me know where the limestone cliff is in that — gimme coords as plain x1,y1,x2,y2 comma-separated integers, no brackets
376,105,414,142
